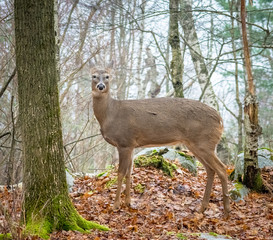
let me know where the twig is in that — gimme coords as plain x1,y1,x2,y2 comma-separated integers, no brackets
0,200,18,239
0,132,11,139
0,68,16,99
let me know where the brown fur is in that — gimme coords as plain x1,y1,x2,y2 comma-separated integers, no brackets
91,67,230,218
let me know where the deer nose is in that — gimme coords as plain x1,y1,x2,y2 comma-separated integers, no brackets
97,83,105,91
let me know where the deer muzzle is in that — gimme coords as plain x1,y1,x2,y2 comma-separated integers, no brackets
97,83,105,91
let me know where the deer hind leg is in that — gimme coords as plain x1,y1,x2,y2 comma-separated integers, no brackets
200,165,215,213
113,147,133,210
188,149,215,212
188,146,230,217
211,154,230,218
206,155,230,217
201,151,230,218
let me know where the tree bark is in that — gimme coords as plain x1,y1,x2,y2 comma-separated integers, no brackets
180,0,218,110
145,48,160,98
230,0,243,153
137,0,146,99
169,0,184,98
14,0,108,238
116,0,129,99
241,0,262,191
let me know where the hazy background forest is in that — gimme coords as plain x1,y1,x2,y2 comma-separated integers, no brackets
0,0,273,184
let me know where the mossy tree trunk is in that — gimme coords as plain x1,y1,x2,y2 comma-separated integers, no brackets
240,0,263,191
14,0,108,238
169,0,184,98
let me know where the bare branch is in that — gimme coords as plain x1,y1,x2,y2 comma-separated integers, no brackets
0,68,16,99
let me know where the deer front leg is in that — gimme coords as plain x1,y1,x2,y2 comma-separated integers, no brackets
113,171,124,210
113,147,133,210
125,159,133,207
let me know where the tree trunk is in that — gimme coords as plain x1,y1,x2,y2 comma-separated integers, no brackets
14,0,108,238
116,0,128,99
230,0,243,153
241,0,263,191
169,0,184,98
180,0,218,110
137,0,146,99
145,48,160,98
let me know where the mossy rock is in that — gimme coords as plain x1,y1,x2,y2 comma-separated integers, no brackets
176,151,197,175
229,182,249,202
162,149,196,175
134,147,197,175
134,154,177,177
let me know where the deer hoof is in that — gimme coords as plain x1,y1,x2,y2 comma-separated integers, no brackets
223,210,231,219
113,202,120,210
198,205,207,213
125,198,131,207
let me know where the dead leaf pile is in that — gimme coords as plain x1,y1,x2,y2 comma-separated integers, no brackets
0,163,272,239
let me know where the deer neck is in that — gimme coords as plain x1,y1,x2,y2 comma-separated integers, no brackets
92,92,113,126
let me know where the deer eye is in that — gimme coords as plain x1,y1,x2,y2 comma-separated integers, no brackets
92,75,97,79
105,75,109,79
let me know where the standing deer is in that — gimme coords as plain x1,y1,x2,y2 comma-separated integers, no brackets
91,66,230,218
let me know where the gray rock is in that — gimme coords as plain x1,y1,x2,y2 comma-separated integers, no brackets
234,148,273,180
66,169,75,192
199,233,234,240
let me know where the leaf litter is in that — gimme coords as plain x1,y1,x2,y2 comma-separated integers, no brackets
0,160,272,239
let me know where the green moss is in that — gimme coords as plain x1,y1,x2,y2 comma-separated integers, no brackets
24,210,109,239
209,232,218,236
176,233,187,239
24,218,52,239
178,152,195,164
134,183,145,193
196,161,203,167
23,194,109,239
72,213,109,232
97,165,114,177
253,172,264,192
259,147,273,152
151,148,168,156
134,155,177,177
234,182,244,191
229,189,241,200
105,177,118,188
97,170,108,178
0,233,12,240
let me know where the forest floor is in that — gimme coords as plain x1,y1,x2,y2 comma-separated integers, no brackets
0,161,273,240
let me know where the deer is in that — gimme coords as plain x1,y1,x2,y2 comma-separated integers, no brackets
91,65,230,218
